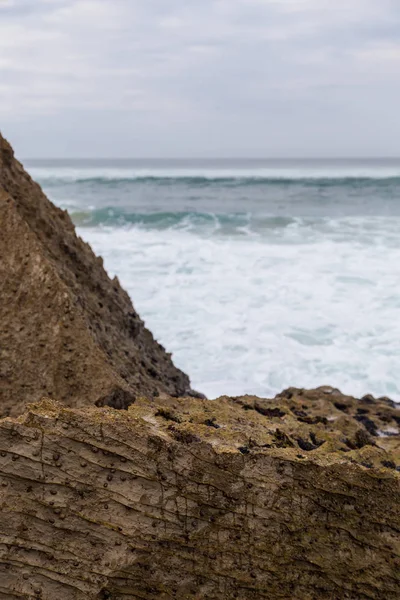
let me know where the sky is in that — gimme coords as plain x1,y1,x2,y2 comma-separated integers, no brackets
1,0,400,158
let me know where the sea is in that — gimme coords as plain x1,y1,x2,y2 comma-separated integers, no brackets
26,158,400,402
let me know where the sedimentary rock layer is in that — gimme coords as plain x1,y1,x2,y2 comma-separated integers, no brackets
0,133,193,417
0,388,398,599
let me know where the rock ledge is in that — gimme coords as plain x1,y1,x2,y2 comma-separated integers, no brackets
0,389,398,599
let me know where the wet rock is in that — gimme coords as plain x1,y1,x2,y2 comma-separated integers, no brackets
355,414,379,436
297,437,317,452
255,404,286,418
95,387,136,410
204,417,220,429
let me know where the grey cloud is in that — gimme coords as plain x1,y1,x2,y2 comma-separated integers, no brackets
1,0,400,157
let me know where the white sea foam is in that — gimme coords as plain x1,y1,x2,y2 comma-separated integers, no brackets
79,220,400,401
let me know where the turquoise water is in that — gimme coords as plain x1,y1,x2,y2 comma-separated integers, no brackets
26,158,400,401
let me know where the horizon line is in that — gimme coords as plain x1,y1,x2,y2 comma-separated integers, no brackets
23,156,400,162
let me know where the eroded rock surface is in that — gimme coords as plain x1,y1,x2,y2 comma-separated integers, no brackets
0,389,398,599
0,133,193,417
1,133,400,599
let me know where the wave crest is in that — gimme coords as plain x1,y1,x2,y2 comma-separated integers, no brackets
70,208,299,233
40,174,400,188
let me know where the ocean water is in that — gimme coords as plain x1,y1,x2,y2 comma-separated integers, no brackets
26,158,400,401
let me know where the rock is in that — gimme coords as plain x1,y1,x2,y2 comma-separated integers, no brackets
0,393,398,599
0,133,193,416
0,133,399,598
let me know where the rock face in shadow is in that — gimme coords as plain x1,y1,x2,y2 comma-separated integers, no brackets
0,133,193,417
0,390,398,600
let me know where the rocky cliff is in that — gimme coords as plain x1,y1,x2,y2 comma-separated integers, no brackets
0,134,399,599
0,390,399,599
0,133,194,417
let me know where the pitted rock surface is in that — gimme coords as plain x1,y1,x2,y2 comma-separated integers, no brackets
1,133,399,599
0,391,398,599
0,133,193,417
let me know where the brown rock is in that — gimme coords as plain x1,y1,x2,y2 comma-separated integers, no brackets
0,133,193,417
0,394,398,599
0,133,399,599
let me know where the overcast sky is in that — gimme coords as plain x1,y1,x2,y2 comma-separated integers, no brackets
1,0,400,158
